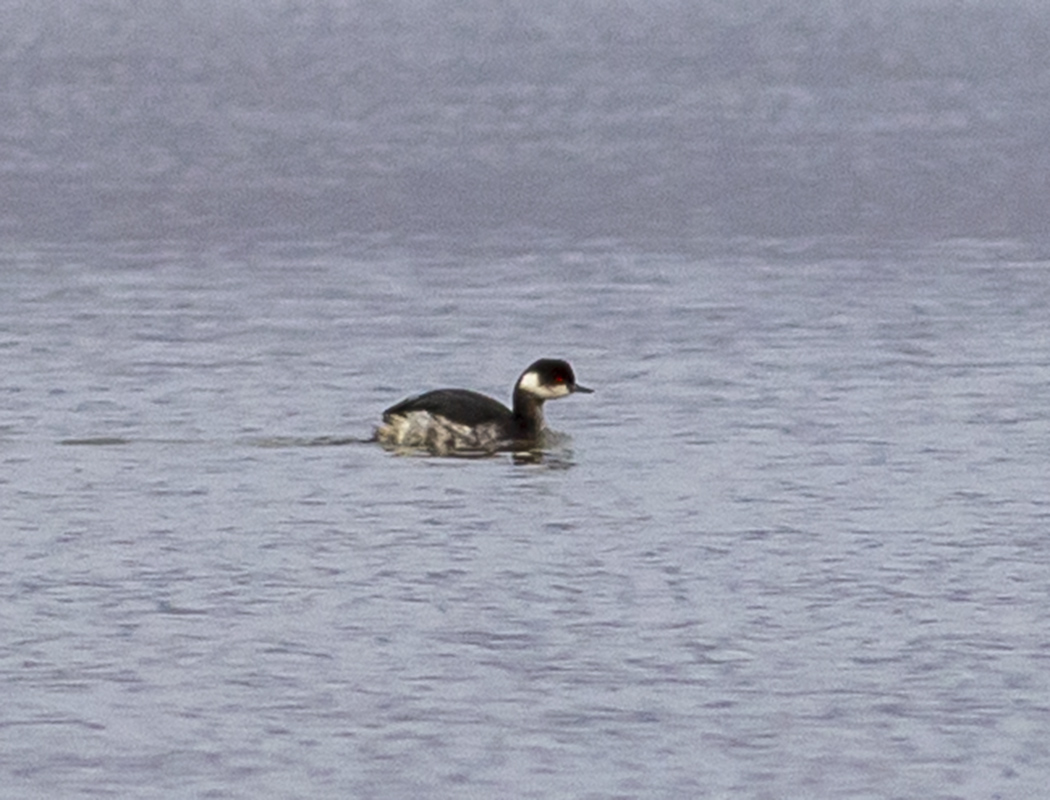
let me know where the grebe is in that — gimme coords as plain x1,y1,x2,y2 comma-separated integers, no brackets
375,358,592,455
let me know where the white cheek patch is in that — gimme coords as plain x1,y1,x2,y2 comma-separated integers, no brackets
517,370,543,395
518,370,571,399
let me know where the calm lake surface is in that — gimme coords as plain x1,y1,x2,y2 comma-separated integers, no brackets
4,238,1049,799
3,2,1050,798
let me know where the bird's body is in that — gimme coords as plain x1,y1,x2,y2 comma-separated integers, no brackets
375,358,592,455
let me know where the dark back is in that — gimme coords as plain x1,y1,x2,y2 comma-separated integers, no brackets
383,389,512,427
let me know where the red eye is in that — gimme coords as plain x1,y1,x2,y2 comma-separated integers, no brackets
554,375,564,383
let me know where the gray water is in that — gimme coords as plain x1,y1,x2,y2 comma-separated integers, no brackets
3,2,1050,798
4,239,1049,798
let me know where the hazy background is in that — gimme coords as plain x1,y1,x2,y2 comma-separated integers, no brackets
5,4,1050,798
2,0,1049,246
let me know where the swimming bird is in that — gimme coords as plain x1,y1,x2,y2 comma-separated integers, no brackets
375,358,592,455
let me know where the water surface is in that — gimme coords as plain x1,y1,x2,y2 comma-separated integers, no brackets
3,238,1049,798
3,1,1050,796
